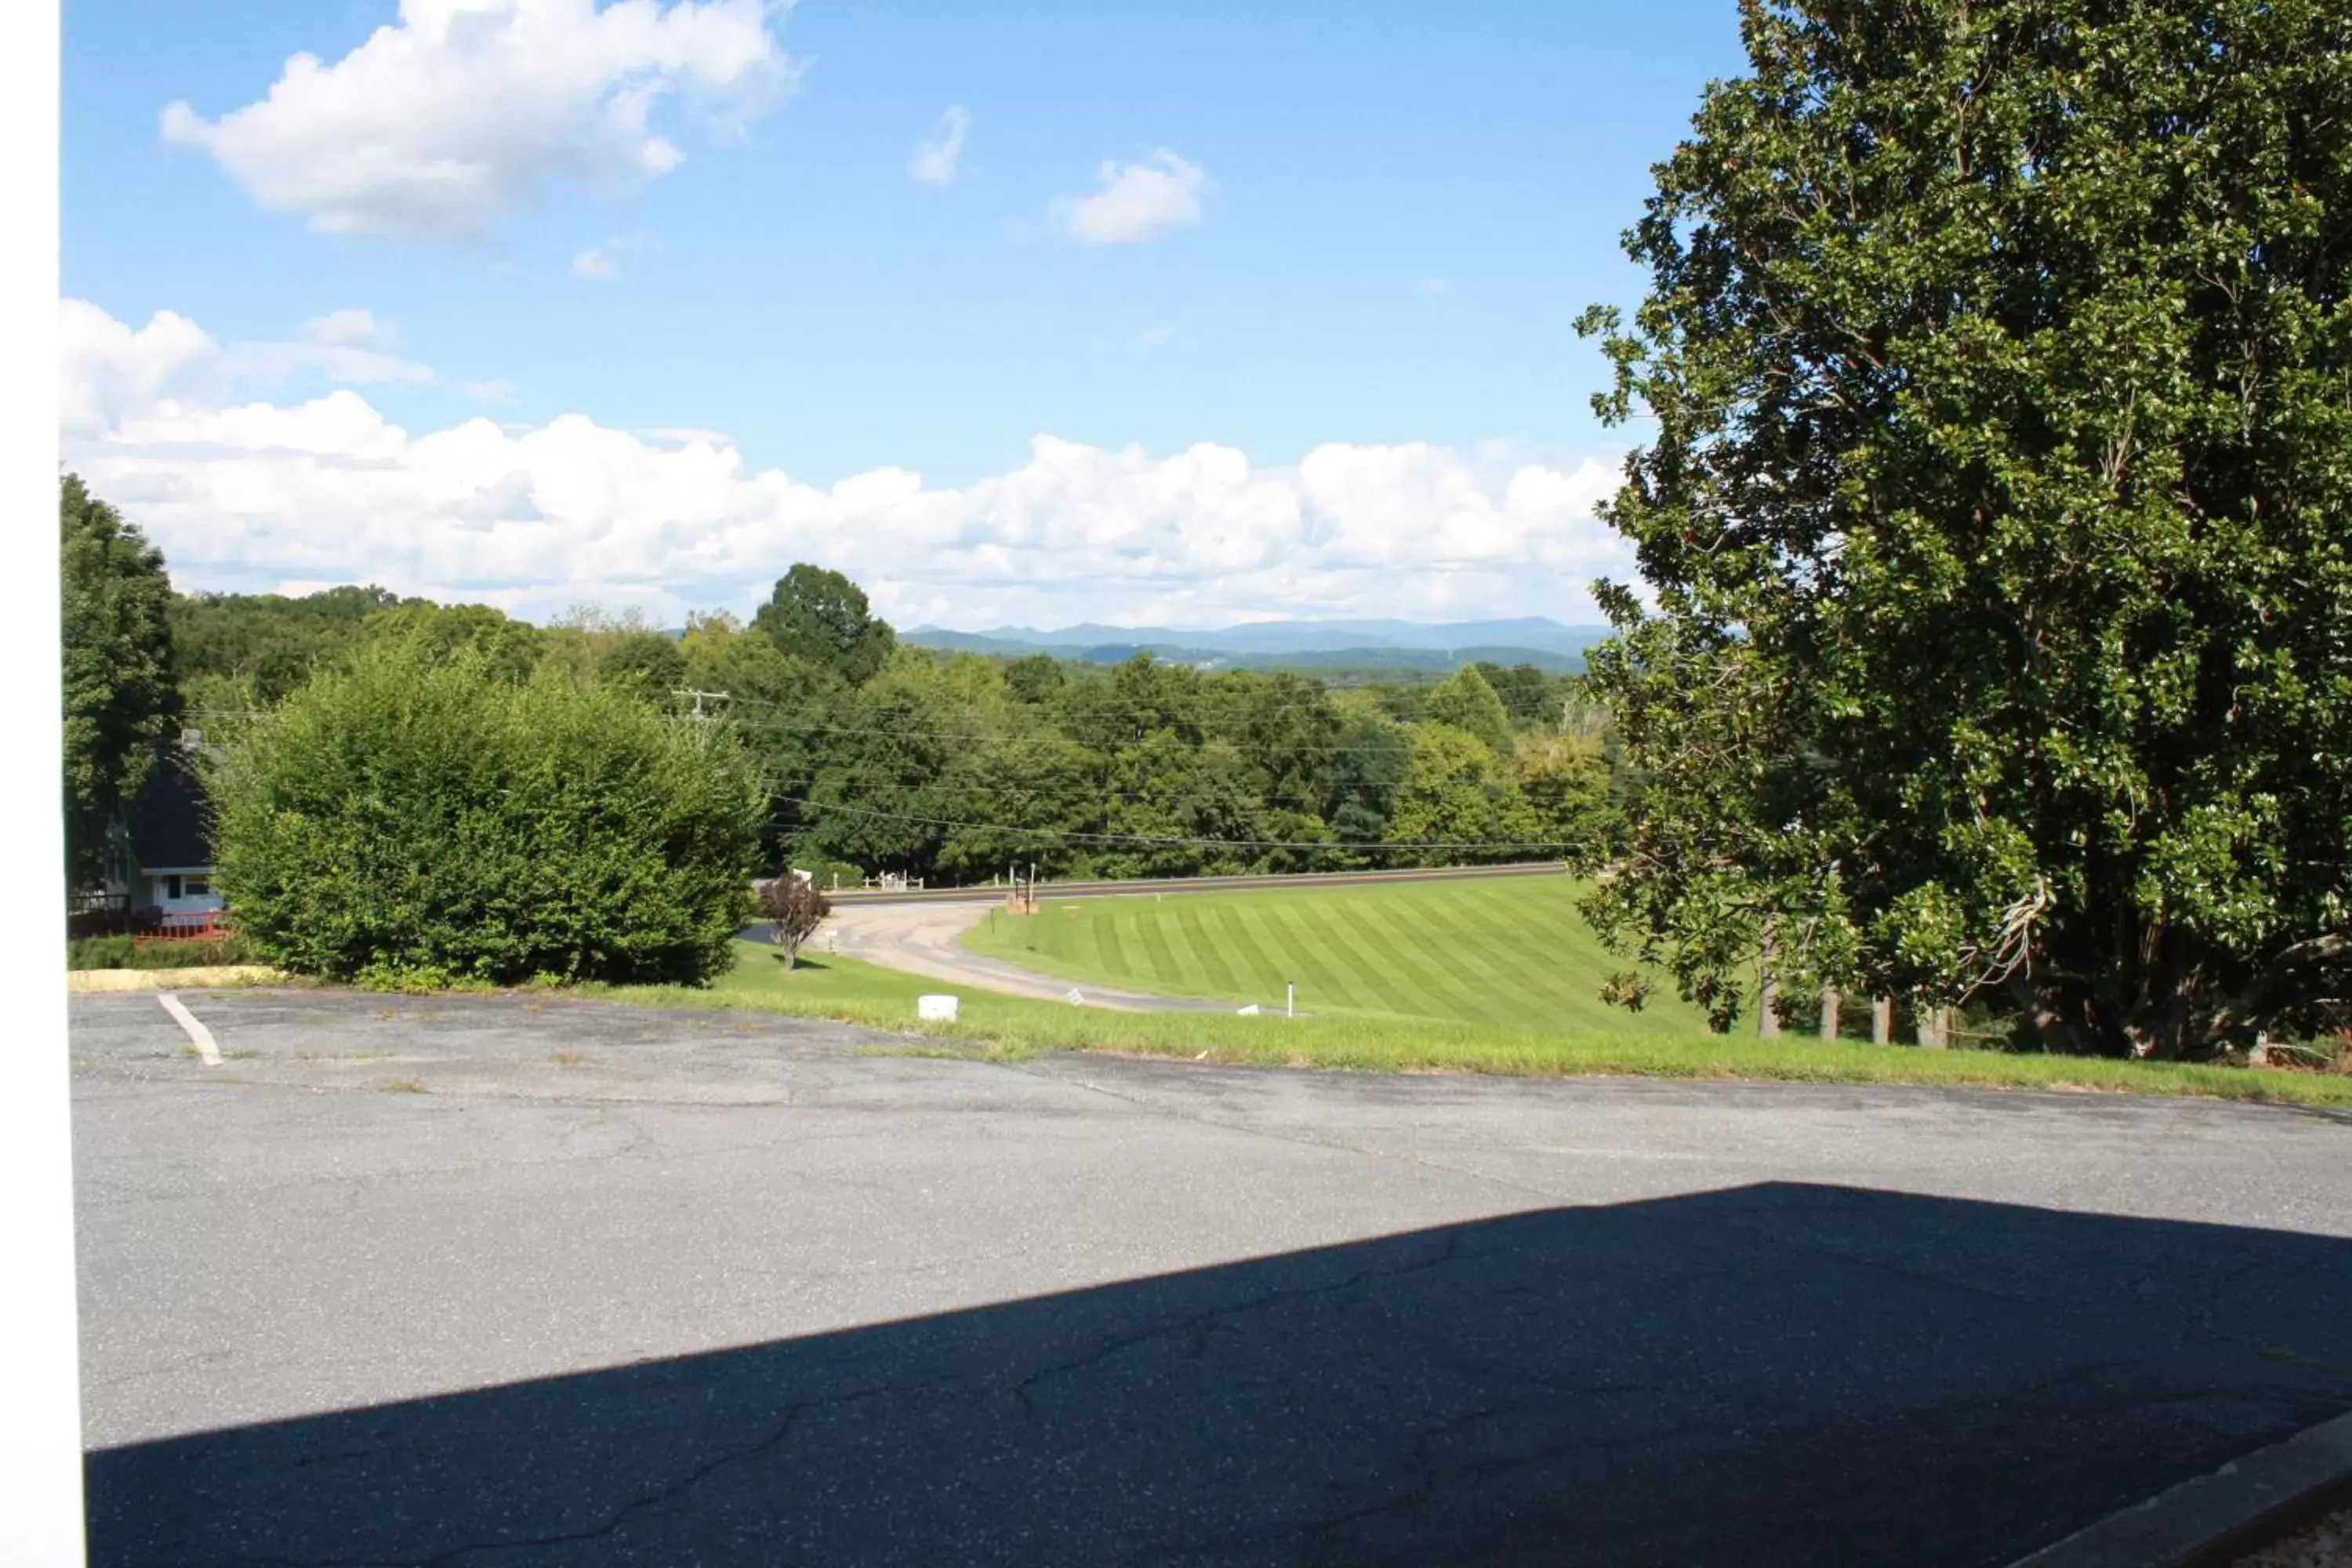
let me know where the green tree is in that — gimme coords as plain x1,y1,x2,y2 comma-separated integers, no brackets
753,563,896,685
1577,0,2352,1054
209,639,760,986
61,475,180,887
1100,734,1264,878
801,682,951,873
1386,724,1537,866
358,602,541,682
1515,737,1617,870
681,618,842,864
1055,653,1203,752
595,632,688,702
1425,665,1515,754
171,584,419,710
932,732,1105,881
1002,653,1066,705
1214,672,1344,815
1471,661,1551,729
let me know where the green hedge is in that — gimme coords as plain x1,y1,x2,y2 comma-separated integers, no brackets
209,639,764,986
67,934,258,971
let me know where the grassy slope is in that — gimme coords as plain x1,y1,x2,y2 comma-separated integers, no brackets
959,875,1718,1034
587,942,2352,1108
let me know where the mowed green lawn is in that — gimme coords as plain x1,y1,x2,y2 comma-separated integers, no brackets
959,873,1715,1035
591,939,2352,1106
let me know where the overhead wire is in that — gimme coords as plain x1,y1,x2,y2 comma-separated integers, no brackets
761,790,1579,854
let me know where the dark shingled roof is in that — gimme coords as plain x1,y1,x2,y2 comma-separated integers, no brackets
123,753,212,872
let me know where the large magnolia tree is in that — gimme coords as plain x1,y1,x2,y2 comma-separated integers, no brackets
1578,0,2350,1057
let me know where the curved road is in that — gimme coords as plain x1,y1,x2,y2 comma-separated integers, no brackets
818,898,1226,1012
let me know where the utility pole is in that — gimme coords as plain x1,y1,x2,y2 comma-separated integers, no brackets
673,688,731,722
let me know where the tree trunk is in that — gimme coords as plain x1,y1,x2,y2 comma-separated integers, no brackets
2007,974,2089,1054
1916,1005,1949,1049
1871,996,1893,1044
1819,985,1840,1041
1757,922,1780,1038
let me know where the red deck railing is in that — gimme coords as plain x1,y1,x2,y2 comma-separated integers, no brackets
144,909,230,941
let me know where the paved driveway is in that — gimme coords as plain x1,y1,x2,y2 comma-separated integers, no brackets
71,989,2352,1566
813,898,1231,1011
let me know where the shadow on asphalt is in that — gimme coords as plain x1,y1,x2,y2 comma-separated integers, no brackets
86,1182,2352,1567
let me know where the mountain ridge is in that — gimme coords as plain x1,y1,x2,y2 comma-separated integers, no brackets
906,616,1605,658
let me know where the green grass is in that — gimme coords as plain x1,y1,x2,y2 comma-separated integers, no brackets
960,874,1719,1033
584,940,2352,1109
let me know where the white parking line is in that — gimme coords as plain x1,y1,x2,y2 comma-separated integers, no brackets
155,992,221,1066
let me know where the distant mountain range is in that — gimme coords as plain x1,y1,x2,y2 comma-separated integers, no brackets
902,618,1610,674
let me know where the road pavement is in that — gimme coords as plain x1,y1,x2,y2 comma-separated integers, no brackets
815,898,1227,1011
71,988,2352,1566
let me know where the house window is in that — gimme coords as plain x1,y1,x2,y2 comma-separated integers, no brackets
165,875,181,901
185,877,211,898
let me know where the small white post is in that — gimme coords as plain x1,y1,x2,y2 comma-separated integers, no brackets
1287,982,1294,1019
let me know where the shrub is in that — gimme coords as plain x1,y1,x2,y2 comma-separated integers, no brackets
756,873,830,968
127,934,256,969
67,935,134,971
209,640,763,986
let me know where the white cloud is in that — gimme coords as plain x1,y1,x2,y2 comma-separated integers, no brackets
461,378,522,405
57,301,220,436
909,106,968,187
217,307,438,390
1052,151,1208,245
301,308,399,349
159,0,796,241
573,230,656,280
59,299,1633,626
58,299,440,435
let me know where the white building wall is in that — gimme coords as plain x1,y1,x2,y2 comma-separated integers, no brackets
143,871,223,918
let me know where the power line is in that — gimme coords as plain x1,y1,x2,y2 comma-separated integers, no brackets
708,681,1580,724
766,790,1579,854
695,702,1595,758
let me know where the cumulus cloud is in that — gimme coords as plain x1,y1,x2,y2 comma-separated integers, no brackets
216,308,438,390
909,105,968,187
1053,151,1208,245
573,241,625,280
57,301,220,436
59,299,1632,626
159,0,795,241
58,299,440,435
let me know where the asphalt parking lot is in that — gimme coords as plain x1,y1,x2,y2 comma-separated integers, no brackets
71,987,2352,1566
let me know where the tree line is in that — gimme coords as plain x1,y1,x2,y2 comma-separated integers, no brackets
64,485,1624,901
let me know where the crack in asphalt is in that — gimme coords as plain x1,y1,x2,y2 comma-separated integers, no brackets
1287,1359,2177,1566
1012,1225,1472,1414
1011,1062,1571,1204
240,1370,967,1568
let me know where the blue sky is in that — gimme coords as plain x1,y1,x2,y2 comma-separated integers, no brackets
61,0,1749,628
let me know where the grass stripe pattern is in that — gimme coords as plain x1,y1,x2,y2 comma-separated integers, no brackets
963,874,1713,1036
